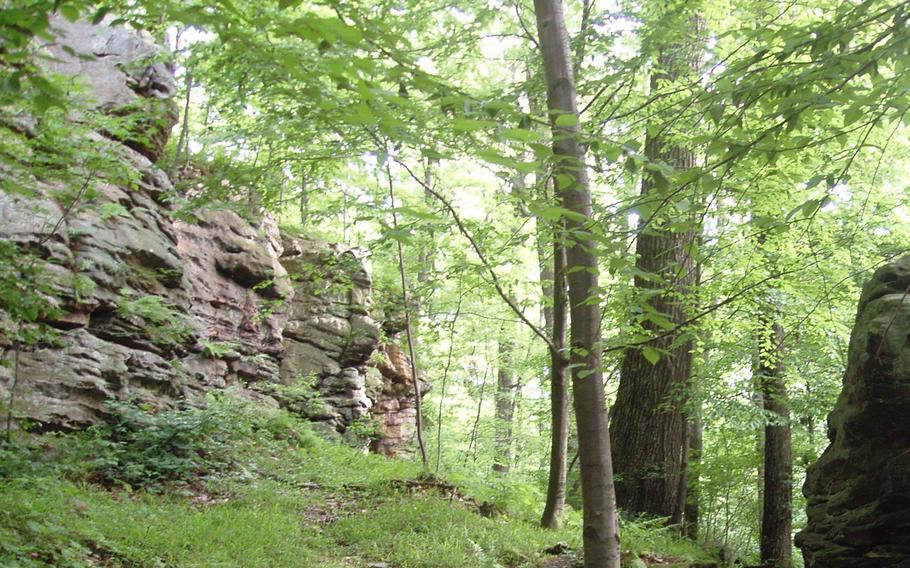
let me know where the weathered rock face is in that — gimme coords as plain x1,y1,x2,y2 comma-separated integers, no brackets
370,342,430,456
797,255,910,567
0,17,422,455
45,16,178,161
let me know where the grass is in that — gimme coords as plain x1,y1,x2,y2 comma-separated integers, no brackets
0,400,715,568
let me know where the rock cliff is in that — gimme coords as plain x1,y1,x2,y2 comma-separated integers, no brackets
797,254,910,567
0,16,425,455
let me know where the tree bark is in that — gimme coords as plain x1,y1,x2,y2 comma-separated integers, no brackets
386,160,428,467
758,319,792,568
684,409,702,539
610,24,702,522
532,1,621,565
493,322,516,473
541,235,569,528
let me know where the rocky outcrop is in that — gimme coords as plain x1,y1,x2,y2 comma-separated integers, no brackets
0,17,423,455
797,255,910,567
45,16,178,161
370,342,430,456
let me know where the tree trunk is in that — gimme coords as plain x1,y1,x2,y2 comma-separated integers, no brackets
541,236,569,528
533,95,571,530
466,364,489,466
532,1,621,565
684,409,702,539
493,322,516,473
758,319,792,568
610,23,702,522
386,160,428,468
417,157,436,290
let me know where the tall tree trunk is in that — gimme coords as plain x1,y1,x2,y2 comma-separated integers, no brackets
532,1,621,565
684,409,702,539
532,92,571,530
386,160,428,467
610,20,703,522
434,289,462,475
758,319,792,568
541,235,569,528
173,70,193,172
466,363,489,466
417,157,436,290
493,322,516,473
299,175,309,226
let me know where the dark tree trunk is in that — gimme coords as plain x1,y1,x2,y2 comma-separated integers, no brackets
493,323,516,473
466,364,489,466
684,409,702,539
758,320,792,568
533,0,621,564
532,93,571,530
610,27,702,522
541,236,569,528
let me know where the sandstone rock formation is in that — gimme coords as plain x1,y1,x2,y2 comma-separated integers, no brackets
0,17,423,455
45,16,178,161
797,254,910,567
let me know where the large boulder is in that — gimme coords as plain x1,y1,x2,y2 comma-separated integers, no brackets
797,255,910,567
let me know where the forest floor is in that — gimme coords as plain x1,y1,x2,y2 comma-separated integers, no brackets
0,401,716,568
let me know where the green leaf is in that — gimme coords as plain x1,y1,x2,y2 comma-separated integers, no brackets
501,128,541,143
452,118,497,131
91,6,111,25
59,4,80,22
642,346,661,365
554,113,579,127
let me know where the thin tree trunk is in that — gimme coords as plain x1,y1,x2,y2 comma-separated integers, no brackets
532,89,571,530
299,175,309,226
610,19,703,522
532,1,621,565
467,364,489,466
386,160,428,467
758,319,792,568
434,289,462,475
493,322,516,473
541,236,569,529
174,70,193,171
684,406,702,539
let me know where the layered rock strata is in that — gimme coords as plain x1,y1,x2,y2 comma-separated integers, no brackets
0,16,423,455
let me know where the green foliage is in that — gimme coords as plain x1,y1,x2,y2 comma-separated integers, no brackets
84,397,246,489
265,373,326,416
200,340,240,359
116,293,194,347
0,392,715,567
346,416,384,442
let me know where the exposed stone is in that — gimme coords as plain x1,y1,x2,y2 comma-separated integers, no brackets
369,342,430,457
0,17,425,456
797,254,910,567
45,15,178,160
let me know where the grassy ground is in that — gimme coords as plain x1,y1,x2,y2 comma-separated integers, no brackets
0,399,715,568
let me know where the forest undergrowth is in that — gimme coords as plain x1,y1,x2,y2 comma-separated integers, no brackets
0,395,714,568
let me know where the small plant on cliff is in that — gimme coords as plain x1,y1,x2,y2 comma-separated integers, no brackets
200,340,240,359
346,416,384,444
116,292,193,347
82,393,315,490
266,373,326,416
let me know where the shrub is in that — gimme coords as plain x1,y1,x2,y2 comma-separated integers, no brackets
85,397,245,489
83,394,316,490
